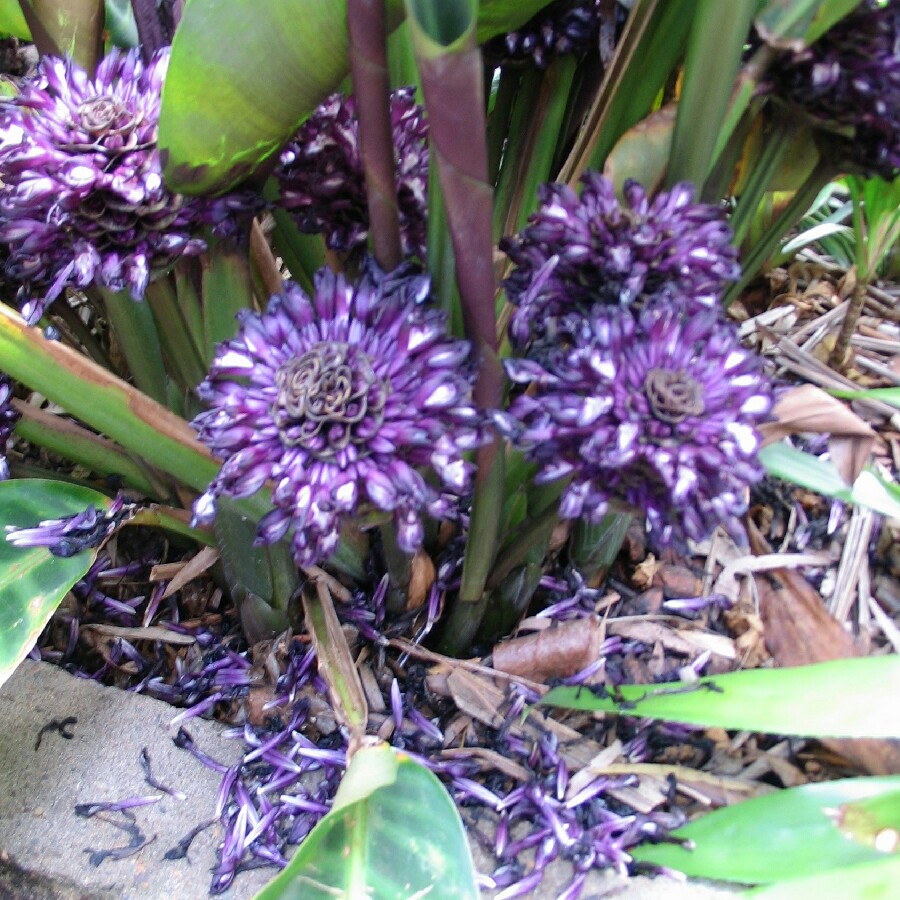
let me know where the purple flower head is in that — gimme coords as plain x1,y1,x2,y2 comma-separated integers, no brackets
763,0,900,178
484,1,617,68
500,173,741,347
274,87,429,260
495,299,772,546
0,373,19,481
0,48,234,322
192,259,483,567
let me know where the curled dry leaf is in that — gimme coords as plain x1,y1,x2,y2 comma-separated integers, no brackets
157,545,220,601
759,384,876,485
406,548,436,611
492,617,603,683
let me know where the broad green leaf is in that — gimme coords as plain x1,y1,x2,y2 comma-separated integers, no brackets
632,776,900,883
160,0,554,195
759,443,900,520
0,479,111,688
254,743,479,900
541,656,900,738
748,857,900,899
0,0,30,38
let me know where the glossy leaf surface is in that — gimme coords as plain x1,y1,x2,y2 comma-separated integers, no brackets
542,656,900,738
0,0,30,37
0,479,111,688
633,776,900,883
254,743,478,899
747,856,900,899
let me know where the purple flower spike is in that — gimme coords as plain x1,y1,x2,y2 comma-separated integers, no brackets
764,0,900,178
275,87,429,259
498,299,772,547
192,259,483,567
0,48,213,320
0,373,19,480
500,173,740,347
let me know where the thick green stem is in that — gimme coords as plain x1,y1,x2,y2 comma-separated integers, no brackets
99,288,169,407
380,521,413,615
570,512,632,584
487,498,560,591
144,277,207,390
201,238,254,361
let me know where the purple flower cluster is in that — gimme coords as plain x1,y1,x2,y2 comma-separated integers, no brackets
764,0,900,178
501,174,741,347
192,259,483,567
5,494,137,557
0,373,18,480
275,87,429,260
0,48,210,321
496,299,772,547
484,1,608,68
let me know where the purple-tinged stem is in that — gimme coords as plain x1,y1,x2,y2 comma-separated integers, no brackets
131,0,168,60
347,0,403,270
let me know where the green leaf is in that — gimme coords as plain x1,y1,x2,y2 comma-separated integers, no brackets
541,656,900,738
20,0,104,73
254,744,479,900
666,0,757,188
0,479,111,688
830,790,900,851
159,0,555,195
0,0,30,38
104,0,137,47
748,857,900,899
632,776,900,883
755,0,862,48
759,443,900,520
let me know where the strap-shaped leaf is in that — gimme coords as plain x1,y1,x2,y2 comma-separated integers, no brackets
632,776,900,883
254,743,478,899
0,479,111,688
542,656,900,738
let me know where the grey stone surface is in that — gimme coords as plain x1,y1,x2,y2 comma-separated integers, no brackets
0,660,271,899
0,661,736,899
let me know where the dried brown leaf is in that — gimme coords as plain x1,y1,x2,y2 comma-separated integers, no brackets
492,618,603,683
158,545,220,600
758,384,876,484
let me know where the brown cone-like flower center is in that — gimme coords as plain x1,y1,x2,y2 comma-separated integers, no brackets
274,342,388,460
78,95,132,136
644,368,704,424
